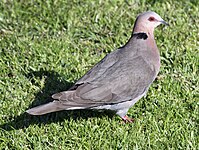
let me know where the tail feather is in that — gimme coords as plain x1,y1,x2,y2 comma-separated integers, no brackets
26,101,66,115
26,101,87,115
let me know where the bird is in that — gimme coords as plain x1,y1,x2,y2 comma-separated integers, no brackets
26,11,169,123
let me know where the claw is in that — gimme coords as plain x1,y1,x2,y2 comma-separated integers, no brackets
122,115,134,123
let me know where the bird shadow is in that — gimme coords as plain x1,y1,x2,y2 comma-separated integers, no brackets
0,70,114,131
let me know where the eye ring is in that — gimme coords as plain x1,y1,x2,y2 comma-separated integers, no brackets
148,17,155,21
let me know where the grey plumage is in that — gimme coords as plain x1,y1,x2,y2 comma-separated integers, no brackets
26,11,168,122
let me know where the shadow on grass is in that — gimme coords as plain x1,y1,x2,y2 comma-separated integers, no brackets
0,70,114,131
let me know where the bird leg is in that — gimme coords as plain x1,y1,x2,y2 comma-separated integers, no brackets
122,115,134,123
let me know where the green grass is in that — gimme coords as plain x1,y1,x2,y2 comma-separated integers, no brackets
0,0,198,149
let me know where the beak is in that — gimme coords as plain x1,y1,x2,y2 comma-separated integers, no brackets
160,20,169,26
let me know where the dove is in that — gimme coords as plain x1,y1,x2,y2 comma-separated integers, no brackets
26,11,168,122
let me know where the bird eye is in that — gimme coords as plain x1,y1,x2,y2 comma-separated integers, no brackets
148,17,155,21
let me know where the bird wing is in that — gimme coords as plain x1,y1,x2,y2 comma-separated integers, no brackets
52,37,157,107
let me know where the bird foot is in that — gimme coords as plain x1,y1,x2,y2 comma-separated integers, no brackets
122,115,134,123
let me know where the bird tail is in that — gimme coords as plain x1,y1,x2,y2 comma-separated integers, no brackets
26,101,88,115
26,90,95,115
26,101,66,115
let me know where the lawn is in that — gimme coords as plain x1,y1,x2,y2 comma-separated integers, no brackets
0,0,198,149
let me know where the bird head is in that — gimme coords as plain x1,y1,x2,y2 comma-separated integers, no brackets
133,11,169,34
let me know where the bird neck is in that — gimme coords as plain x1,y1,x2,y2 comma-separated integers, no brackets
131,27,160,74
132,24,156,51
133,22,155,39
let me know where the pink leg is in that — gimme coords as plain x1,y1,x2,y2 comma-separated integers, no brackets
122,115,134,123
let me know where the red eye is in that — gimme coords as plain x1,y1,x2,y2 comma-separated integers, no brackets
148,17,155,21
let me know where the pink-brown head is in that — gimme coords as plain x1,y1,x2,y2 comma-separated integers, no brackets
133,11,168,35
